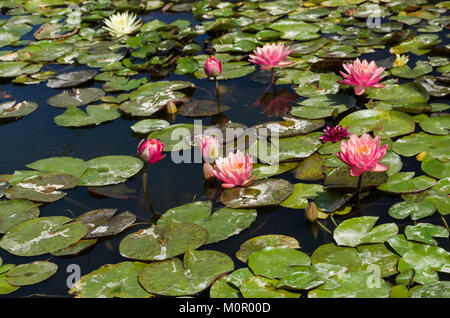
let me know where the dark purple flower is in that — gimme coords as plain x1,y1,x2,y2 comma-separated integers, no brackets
319,125,351,143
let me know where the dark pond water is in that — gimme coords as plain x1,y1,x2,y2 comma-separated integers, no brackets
0,5,449,298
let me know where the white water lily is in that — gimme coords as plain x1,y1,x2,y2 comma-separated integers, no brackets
103,11,142,38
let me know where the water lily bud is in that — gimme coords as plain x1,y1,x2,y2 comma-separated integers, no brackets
204,56,222,78
137,138,166,164
203,162,215,180
166,101,177,114
305,201,319,222
416,151,427,162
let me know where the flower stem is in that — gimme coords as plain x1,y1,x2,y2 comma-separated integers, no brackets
330,214,338,228
315,220,332,234
142,165,155,215
442,215,449,232
355,172,364,208
214,77,221,113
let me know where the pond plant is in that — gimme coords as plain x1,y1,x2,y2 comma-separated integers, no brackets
0,0,449,300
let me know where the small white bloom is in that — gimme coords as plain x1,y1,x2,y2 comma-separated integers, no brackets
103,11,142,38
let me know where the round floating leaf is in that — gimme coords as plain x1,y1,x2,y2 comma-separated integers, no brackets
47,70,97,88
333,216,398,247
147,124,194,152
73,209,136,239
391,63,433,79
51,239,97,256
291,94,355,119
0,272,19,295
0,216,88,256
69,262,151,298
240,275,301,298
236,235,300,263
366,82,429,103
0,199,40,234
393,133,450,161
5,261,57,286
178,100,230,117
157,201,257,244
410,281,450,298
249,248,310,279
0,62,41,78
138,249,234,296
5,174,78,203
130,119,170,134
253,117,324,138
251,162,297,180
281,183,324,209
404,223,449,246
0,100,38,119
389,200,436,220
119,222,207,261
416,76,450,97
220,178,294,209
78,155,143,187
339,109,415,139
377,172,437,194
276,270,323,291
26,157,87,178
0,30,21,48
292,153,330,181
210,275,240,298
47,88,105,108
120,94,182,117
380,151,403,177
422,157,450,179
269,19,320,40
54,104,120,127
419,115,450,136
324,166,388,192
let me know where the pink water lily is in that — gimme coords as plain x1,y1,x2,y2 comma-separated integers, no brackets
249,42,293,70
137,138,166,164
203,162,215,180
204,56,223,78
338,58,385,95
212,150,255,188
201,136,220,162
320,125,351,143
336,133,389,177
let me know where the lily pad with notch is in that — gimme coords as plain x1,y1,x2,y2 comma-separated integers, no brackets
47,70,98,88
47,88,105,108
324,166,388,192
5,261,57,286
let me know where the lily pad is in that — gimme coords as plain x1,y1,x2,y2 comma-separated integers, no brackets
178,99,230,117
78,155,143,187
252,116,325,138
148,124,194,152
130,119,169,134
377,172,436,194
5,261,57,286
393,133,450,161
47,70,97,88
157,201,257,244
251,162,297,180
138,249,234,296
391,62,433,79
119,222,207,261
236,235,300,263
26,157,87,178
0,216,88,256
388,200,436,220
410,281,450,298
404,223,449,245
422,157,450,179
419,115,450,136
0,199,40,234
291,94,355,119
333,216,398,247
51,239,97,257
47,88,105,108
280,183,324,209
69,262,151,298
0,100,38,119
54,104,120,127
240,275,301,298
324,166,388,192
219,178,294,209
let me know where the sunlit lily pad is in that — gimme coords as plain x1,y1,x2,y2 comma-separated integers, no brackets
251,162,297,180
410,281,450,298
291,94,355,119
54,104,120,128
0,62,41,78
0,100,38,119
0,271,19,295
253,116,324,138
148,124,195,152
240,275,301,298
26,157,88,178
421,157,450,179
47,70,97,88
281,183,324,209
130,119,170,134
333,216,398,247
47,88,105,108
0,199,40,234
220,178,294,209
404,223,449,246
388,200,436,220
236,235,300,263
178,99,230,117
51,239,97,257
69,262,151,298
391,62,433,79
73,209,136,239
138,249,234,296
0,216,88,256
119,222,207,261
377,172,436,194
5,261,57,286
419,115,450,136
78,155,143,187
0,30,21,48
157,201,257,244
324,166,388,192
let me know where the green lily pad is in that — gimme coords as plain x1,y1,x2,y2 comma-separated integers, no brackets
51,239,97,256
291,94,355,119
130,119,170,134
249,248,310,279
333,216,398,247
5,261,57,286
410,281,450,298
390,34,441,55
119,222,207,261
416,76,450,97
292,153,331,181
47,70,97,88
240,275,301,298
393,133,450,161
78,155,143,187
236,235,300,263
0,272,19,295
404,223,449,245
422,157,450,179
339,109,415,139
0,62,41,78
138,249,234,296
103,77,147,93
377,172,437,194
54,104,120,128
47,88,105,108
0,100,38,119
178,99,230,117
0,216,88,257
73,209,136,239
157,201,257,244
324,166,388,192
391,62,433,79
388,200,436,220
219,178,294,209
5,174,78,203
269,19,320,40
280,183,324,209
69,262,151,298
147,124,194,152
26,157,88,178
0,29,20,48
252,116,325,138
0,199,40,234
251,162,297,180
419,115,450,136
294,71,341,98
